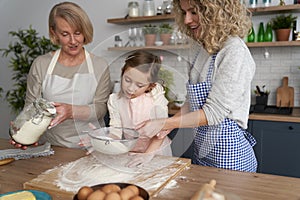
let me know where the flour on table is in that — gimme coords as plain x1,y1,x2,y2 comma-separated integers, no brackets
93,152,176,174
55,156,133,192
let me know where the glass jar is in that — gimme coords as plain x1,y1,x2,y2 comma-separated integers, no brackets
143,0,155,16
128,1,139,17
9,98,56,145
249,0,258,7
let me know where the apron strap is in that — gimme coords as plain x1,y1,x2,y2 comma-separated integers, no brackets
46,48,94,75
47,49,61,75
85,50,94,74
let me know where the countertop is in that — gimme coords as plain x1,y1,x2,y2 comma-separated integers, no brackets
249,107,300,123
1,139,300,199
169,103,300,123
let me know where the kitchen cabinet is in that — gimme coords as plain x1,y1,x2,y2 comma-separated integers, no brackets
248,119,300,178
107,4,300,50
170,128,194,159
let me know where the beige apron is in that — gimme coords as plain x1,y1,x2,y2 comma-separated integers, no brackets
42,49,98,148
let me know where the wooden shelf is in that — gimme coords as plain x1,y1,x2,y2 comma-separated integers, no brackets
246,41,300,47
248,4,300,15
107,44,190,51
107,14,175,25
107,4,300,49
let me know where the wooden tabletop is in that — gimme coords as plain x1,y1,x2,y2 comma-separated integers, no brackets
1,138,300,199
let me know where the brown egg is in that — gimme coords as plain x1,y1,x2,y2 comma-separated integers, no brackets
119,187,135,200
87,189,106,200
101,184,121,194
104,192,121,200
77,186,94,200
126,185,139,196
130,196,144,200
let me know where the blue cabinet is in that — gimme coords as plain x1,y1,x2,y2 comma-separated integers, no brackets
248,120,300,178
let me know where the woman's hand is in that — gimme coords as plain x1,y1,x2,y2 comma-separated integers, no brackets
49,102,73,129
136,118,168,139
9,139,38,150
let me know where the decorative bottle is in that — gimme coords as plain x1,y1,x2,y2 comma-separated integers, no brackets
247,26,255,42
257,22,265,42
264,22,273,42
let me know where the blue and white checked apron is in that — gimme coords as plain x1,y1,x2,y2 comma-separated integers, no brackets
186,54,257,172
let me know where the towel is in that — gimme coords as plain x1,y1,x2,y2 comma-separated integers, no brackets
0,142,54,160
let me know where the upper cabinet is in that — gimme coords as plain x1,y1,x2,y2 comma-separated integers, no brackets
107,4,300,50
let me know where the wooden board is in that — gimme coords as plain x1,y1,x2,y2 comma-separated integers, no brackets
276,76,294,107
23,155,191,200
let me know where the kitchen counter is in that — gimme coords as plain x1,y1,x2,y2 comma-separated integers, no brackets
1,138,300,199
249,107,300,123
169,103,300,123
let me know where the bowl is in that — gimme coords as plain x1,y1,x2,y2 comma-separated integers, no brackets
88,127,139,155
73,183,149,200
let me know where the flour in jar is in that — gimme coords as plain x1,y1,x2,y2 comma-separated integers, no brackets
12,117,52,145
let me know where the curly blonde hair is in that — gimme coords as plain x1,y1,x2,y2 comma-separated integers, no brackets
173,0,252,54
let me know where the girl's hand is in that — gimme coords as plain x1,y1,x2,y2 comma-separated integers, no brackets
126,151,155,168
78,123,97,155
49,102,73,129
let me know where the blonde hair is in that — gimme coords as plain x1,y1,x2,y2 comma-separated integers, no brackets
173,0,252,54
48,2,93,45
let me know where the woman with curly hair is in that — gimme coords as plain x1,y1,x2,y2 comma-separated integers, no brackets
137,0,257,172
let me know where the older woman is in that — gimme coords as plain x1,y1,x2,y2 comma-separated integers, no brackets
12,2,111,148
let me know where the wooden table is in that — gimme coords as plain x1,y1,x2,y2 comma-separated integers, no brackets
1,139,300,200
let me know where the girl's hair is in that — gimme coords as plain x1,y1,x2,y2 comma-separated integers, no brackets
173,0,252,54
119,50,161,96
48,1,93,45
121,50,161,83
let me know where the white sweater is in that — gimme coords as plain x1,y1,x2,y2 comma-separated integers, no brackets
189,37,256,129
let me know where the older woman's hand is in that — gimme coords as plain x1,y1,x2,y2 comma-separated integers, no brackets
48,102,73,129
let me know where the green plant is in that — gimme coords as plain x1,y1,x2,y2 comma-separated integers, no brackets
158,67,174,101
159,23,173,34
0,26,59,113
142,24,158,35
270,14,297,30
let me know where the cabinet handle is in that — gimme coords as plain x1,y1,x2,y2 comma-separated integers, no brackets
288,126,294,130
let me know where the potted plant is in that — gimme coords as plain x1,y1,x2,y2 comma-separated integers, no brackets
142,24,158,46
158,67,174,101
159,23,173,45
270,14,297,41
0,26,58,113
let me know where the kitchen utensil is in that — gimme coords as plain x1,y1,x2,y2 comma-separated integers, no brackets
87,127,139,155
276,76,294,107
0,158,15,166
24,155,191,199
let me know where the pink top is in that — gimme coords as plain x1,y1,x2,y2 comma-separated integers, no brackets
108,83,172,155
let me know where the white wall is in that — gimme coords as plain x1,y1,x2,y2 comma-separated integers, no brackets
1,0,300,139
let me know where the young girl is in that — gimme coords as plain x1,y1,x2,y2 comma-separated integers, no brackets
108,50,172,166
